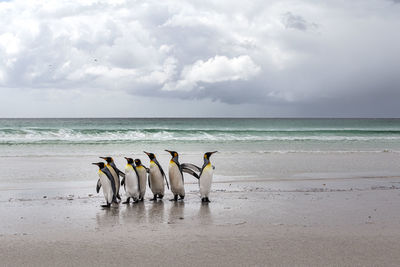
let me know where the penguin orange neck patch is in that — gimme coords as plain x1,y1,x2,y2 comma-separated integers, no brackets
126,164,133,170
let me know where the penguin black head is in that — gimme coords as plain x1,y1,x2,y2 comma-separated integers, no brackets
92,162,106,169
144,151,156,160
134,159,142,166
204,151,218,160
99,156,114,163
124,157,134,164
165,150,178,159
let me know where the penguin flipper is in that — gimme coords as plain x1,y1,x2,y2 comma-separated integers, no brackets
102,167,117,199
154,158,169,190
132,165,139,179
136,173,141,193
212,165,215,170
121,177,125,189
164,174,169,189
110,162,125,178
148,174,151,189
182,167,199,179
181,163,201,173
96,179,102,193
142,165,150,173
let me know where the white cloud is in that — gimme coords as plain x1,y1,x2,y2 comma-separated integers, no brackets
162,55,260,91
184,55,260,83
0,33,21,55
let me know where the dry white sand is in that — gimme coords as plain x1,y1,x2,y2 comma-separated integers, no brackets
1,179,400,266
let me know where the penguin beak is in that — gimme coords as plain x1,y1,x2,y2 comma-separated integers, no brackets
205,151,218,159
124,157,129,161
99,156,106,160
92,162,100,166
143,151,151,158
165,149,173,155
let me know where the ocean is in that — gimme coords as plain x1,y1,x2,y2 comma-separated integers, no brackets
1,118,400,151
1,118,400,200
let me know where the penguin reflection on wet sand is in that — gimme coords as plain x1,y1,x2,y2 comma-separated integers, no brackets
121,157,140,204
165,150,199,201
99,156,125,201
92,162,118,208
198,151,218,203
144,151,169,201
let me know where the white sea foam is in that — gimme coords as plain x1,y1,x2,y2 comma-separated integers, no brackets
1,128,400,144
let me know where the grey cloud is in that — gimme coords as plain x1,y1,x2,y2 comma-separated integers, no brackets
281,12,317,31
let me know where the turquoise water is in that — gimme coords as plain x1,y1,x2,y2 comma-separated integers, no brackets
0,118,400,154
1,118,400,190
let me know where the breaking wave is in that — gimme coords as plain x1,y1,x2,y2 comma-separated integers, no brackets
1,127,400,144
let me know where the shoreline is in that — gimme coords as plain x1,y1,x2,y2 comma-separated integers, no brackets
1,173,399,200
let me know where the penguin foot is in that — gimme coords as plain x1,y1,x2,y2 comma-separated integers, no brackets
179,195,185,200
169,195,178,201
122,197,130,204
201,197,211,203
101,203,111,208
158,194,164,199
149,196,157,201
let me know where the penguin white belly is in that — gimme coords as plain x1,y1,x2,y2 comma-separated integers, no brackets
124,166,140,200
169,162,184,196
107,165,120,193
149,162,164,195
199,164,213,198
136,167,147,199
98,171,113,204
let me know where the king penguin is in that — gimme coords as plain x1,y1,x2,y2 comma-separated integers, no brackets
99,156,125,201
92,162,118,208
121,157,140,204
144,151,169,201
134,159,148,201
165,150,199,201
198,151,217,203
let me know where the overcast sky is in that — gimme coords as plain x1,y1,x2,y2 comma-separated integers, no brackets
0,0,399,117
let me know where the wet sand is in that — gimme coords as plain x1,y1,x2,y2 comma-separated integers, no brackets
1,178,400,266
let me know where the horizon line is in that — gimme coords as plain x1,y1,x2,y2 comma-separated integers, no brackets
0,117,400,119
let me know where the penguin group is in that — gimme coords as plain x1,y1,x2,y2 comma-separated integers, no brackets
92,151,217,208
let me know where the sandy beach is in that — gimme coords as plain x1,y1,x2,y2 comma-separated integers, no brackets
1,176,400,266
